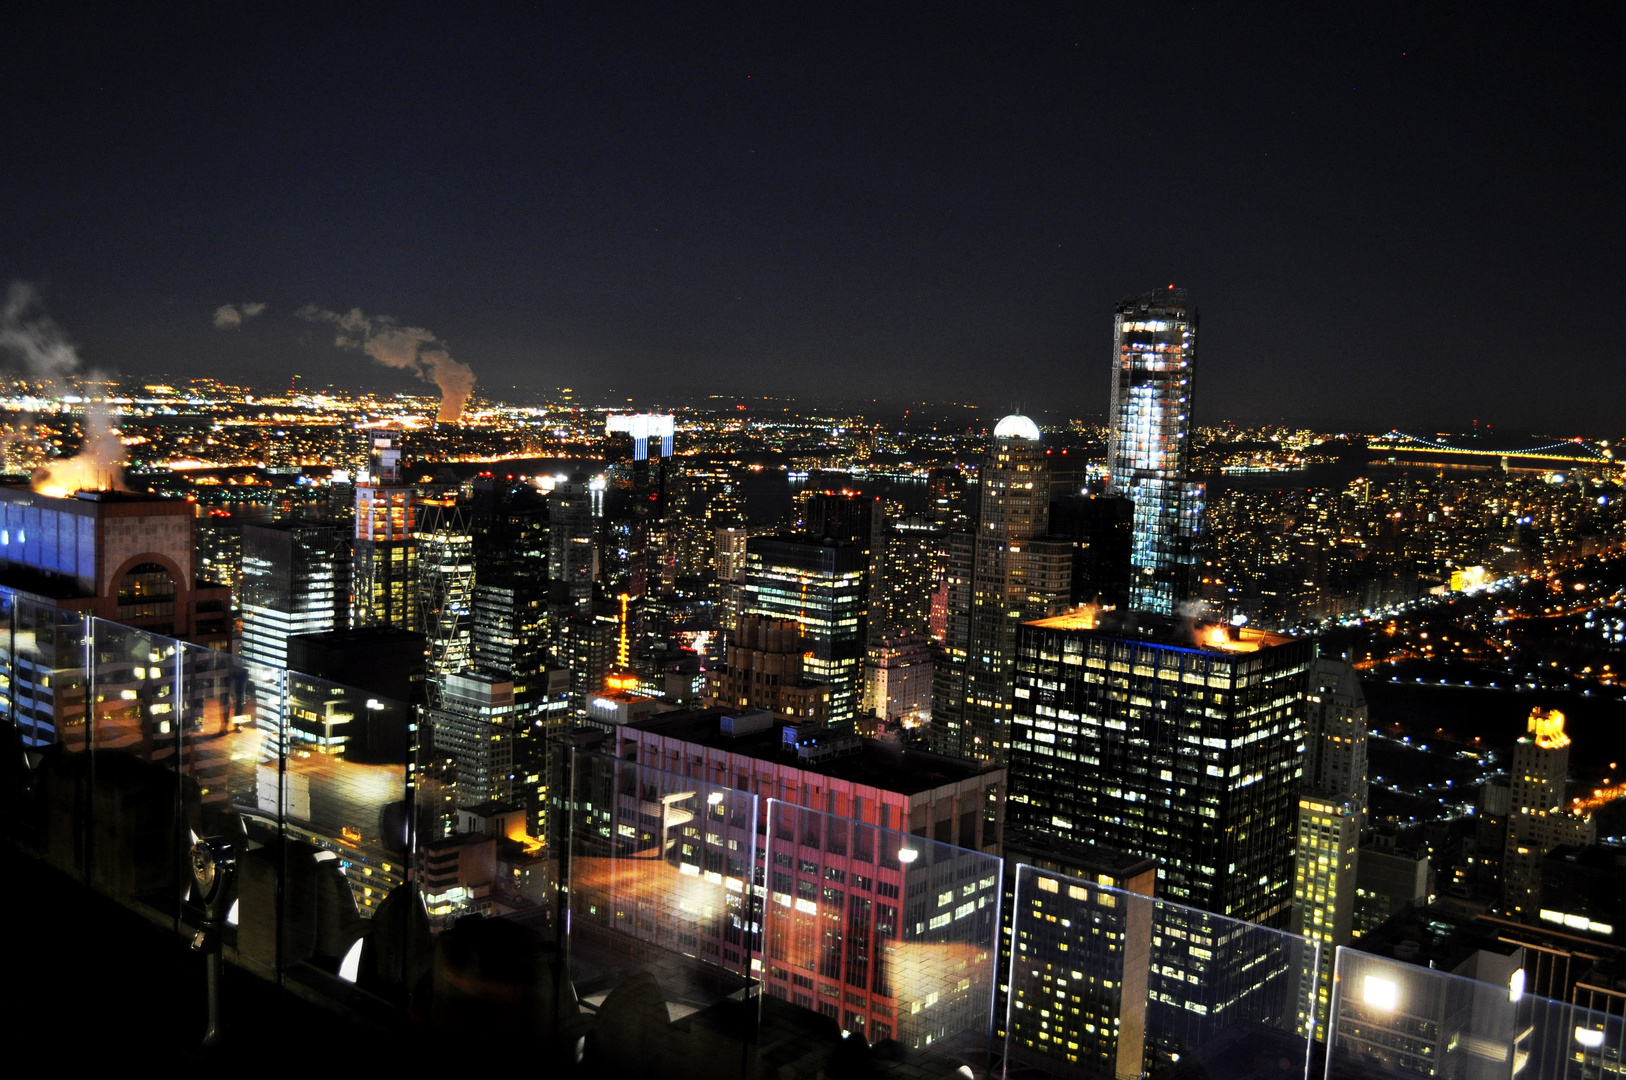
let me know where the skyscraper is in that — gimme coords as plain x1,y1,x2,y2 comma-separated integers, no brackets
950,414,1063,761
1107,288,1203,615
1008,610,1310,1038
239,520,349,669
352,432,418,631
1503,707,1595,919
1292,657,1369,1035
741,535,867,728
548,478,599,599
416,497,475,681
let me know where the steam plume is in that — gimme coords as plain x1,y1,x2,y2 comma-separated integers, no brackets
0,282,126,494
1,282,79,380
298,304,475,422
213,301,268,329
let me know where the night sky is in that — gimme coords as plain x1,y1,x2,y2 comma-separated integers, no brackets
3,5,1621,431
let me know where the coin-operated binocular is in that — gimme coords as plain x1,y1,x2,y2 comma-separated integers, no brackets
189,836,236,1048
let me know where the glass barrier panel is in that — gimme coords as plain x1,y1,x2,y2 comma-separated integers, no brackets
87,618,188,915
0,596,91,875
762,798,1003,1074
1004,863,1317,1080
557,748,759,1078
173,640,279,978
1326,945,1626,1080
265,668,412,991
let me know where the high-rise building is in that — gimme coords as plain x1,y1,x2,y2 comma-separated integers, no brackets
861,633,932,735
426,671,518,806
1503,707,1595,919
927,529,974,756
352,436,418,633
238,520,350,670
416,497,475,681
1107,288,1203,615
1047,493,1134,610
703,614,832,725
1008,610,1310,1036
741,535,867,729
878,514,947,639
956,414,1062,761
1292,657,1369,1035
548,478,599,598
806,490,886,645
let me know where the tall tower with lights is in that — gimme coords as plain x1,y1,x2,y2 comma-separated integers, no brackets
1107,288,1203,615
1503,707,1594,918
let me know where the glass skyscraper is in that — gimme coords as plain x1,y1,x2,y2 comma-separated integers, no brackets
741,535,867,728
1107,288,1203,615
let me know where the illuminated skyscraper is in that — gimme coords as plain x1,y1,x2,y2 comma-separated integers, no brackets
1503,708,1594,919
239,520,349,670
741,535,867,728
417,497,475,681
1009,610,1310,1038
952,414,1063,761
548,477,600,600
1107,288,1203,615
1292,657,1368,1035
352,431,418,630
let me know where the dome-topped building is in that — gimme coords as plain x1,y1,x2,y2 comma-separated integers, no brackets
992,413,1041,441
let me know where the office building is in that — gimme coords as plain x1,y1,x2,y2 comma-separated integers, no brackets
426,671,519,806
704,614,832,726
1351,831,1430,939
1001,830,1158,1080
957,413,1061,762
1008,609,1311,1037
741,535,867,728
239,520,349,670
1107,288,1203,615
861,633,931,734
1503,707,1595,919
548,477,599,599
416,497,475,680
927,529,974,756
1292,657,1369,1034
806,490,885,645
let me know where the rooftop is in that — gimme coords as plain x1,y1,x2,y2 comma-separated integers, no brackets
1024,608,1296,654
627,707,1002,796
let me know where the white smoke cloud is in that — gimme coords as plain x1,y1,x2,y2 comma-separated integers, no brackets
1,281,80,380
213,301,268,329
0,281,126,493
297,304,476,423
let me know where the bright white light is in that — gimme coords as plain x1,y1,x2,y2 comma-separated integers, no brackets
1576,1027,1605,1049
1363,975,1399,1011
898,848,919,864
338,938,363,983
707,791,725,805
226,899,239,927
1509,968,1525,1003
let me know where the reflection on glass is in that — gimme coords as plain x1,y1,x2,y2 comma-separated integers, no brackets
763,799,1002,1052
1005,863,1316,1080
1327,946,1626,1080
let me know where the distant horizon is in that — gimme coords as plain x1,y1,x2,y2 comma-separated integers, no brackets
5,370,1618,444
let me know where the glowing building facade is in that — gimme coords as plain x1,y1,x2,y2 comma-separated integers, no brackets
1107,289,1203,615
1008,611,1310,1037
951,414,1062,761
1503,707,1595,919
1292,657,1368,1035
741,536,867,729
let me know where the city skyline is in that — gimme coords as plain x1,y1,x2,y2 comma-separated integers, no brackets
2,7,1622,431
